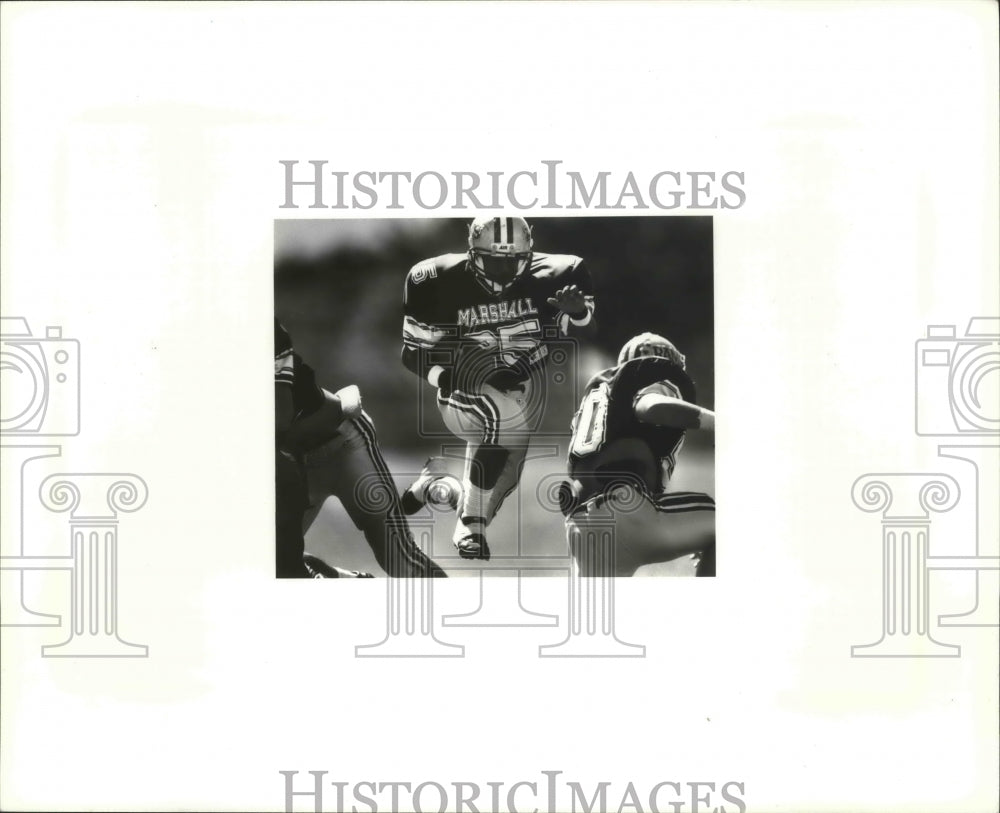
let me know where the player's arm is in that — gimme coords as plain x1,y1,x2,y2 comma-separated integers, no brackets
401,266,454,392
401,344,453,392
548,258,596,337
633,382,715,431
282,385,362,455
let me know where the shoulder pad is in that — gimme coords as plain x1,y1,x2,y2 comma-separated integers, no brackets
407,253,466,285
407,259,440,286
531,252,583,276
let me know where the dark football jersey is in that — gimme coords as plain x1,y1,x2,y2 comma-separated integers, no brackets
274,319,324,418
403,252,593,392
568,356,697,501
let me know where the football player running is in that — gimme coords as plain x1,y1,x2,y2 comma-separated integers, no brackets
560,332,716,577
401,216,596,561
276,319,446,578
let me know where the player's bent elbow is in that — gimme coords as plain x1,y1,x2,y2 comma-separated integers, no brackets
634,395,702,429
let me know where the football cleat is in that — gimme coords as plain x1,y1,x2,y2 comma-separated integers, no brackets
454,531,491,561
617,332,686,368
468,215,533,291
400,457,459,515
303,552,375,579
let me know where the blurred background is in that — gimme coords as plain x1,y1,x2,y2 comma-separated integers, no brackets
275,217,714,576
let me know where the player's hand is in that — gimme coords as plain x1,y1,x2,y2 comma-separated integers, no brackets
547,284,588,317
334,384,362,418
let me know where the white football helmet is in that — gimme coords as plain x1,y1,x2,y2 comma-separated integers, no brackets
618,332,686,368
467,215,533,289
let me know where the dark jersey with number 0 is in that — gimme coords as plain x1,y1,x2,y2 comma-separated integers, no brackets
568,356,696,501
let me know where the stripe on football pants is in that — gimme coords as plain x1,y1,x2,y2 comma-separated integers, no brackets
438,389,501,445
352,412,442,576
653,491,716,513
439,392,497,445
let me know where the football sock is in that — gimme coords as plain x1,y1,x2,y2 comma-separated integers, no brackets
400,486,426,516
454,445,508,543
484,445,528,521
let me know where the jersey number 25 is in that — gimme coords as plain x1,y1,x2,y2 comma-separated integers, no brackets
467,319,543,366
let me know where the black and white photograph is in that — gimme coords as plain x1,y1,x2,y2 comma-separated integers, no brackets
274,217,715,579
2,3,997,812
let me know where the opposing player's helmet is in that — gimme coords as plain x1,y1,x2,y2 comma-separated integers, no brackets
468,216,533,289
618,332,686,368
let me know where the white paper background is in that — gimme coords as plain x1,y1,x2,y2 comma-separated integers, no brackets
2,2,997,812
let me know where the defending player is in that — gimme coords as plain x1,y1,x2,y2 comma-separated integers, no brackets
401,216,596,561
276,318,446,578
560,332,716,577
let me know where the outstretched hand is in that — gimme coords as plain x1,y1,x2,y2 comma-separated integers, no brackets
546,284,588,317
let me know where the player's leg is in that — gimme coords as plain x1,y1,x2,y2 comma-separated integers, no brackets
437,384,532,559
275,449,311,578
332,413,447,577
437,391,501,559
454,443,504,560
627,492,716,574
484,381,535,523
302,551,375,579
565,498,654,577
484,443,528,522
300,434,381,576
399,456,458,515
566,491,715,577
300,434,348,533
